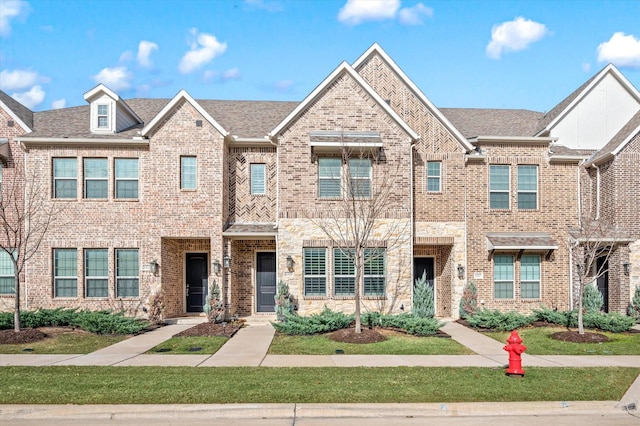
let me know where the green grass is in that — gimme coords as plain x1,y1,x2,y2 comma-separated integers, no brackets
146,336,229,354
0,366,636,404
268,333,474,355
484,327,640,355
0,333,126,354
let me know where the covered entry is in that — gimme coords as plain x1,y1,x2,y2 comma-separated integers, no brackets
256,252,276,312
186,253,208,312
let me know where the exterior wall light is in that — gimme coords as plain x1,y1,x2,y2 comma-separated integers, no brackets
223,255,231,269
457,264,465,280
213,260,221,274
623,261,631,276
286,255,294,271
148,260,159,274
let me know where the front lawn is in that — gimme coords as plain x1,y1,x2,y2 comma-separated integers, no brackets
146,336,229,354
0,366,636,404
0,332,126,354
268,332,474,355
484,327,640,355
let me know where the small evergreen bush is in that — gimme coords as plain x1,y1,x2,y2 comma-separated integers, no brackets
533,306,570,326
274,281,294,321
271,307,353,335
412,271,434,318
363,312,443,336
203,280,224,323
628,286,640,322
147,290,165,325
459,281,478,319
566,310,634,332
582,283,604,313
466,309,534,331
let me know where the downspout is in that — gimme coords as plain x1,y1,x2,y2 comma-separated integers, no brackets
269,135,280,283
593,164,600,220
409,140,417,312
568,242,574,310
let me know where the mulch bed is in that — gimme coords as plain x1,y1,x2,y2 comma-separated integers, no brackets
456,319,613,343
0,326,87,345
327,326,451,344
173,321,243,338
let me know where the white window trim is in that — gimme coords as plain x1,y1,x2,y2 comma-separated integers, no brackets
53,249,78,298
489,164,511,210
114,158,139,199
115,249,139,298
250,163,266,195
426,161,442,193
84,158,108,199
85,249,109,298
303,247,327,297
318,157,342,199
517,165,538,210
349,158,372,198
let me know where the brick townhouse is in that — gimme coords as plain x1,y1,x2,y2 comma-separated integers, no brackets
0,44,638,320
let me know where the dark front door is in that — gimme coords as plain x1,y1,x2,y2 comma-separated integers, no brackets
414,257,435,289
186,253,208,313
596,257,609,313
257,252,276,312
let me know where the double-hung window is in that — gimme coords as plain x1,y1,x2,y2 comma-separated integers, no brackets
250,163,266,195
303,248,326,296
116,249,139,297
489,165,510,209
0,250,15,295
349,158,371,198
318,158,341,198
97,104,109,129
517,165,538,210
364,248,385,296
115,159,138,199
181,156,197,190
493,255,514,299
334,248,355,296
85,249,108,297
427,161,441,192
520,255,541,298
84,158,108,199
53,158,77,198
54,249,77,298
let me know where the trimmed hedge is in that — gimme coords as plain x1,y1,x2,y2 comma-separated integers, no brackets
466,309,534,331
271,307,353,335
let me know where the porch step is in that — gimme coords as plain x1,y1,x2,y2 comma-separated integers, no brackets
242,315,277,326
164,316,208,325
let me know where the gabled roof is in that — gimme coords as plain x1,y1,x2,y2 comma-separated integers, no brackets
141,90,228,137
83,83,142,125
535,64,640,136
353,43,473,152
585,110,640,166
269,61,419,142
0,90,33,132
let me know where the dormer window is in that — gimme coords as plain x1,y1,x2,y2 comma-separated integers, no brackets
97,104,109,129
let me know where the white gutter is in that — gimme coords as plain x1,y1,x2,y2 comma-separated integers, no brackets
594,164,600,220
16,137,148,146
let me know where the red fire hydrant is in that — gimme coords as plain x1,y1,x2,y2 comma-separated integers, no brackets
503,330,527,377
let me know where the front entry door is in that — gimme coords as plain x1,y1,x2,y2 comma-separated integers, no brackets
596,257,609,313
186,253,208,313
257,252,276,312
414,258,435,289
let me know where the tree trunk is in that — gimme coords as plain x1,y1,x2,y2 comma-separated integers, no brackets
577,282,584,335
354,247,363,334
13,270,21,333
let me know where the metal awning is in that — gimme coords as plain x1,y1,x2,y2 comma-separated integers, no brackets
486,233,558,259
0,139,9,164
222,223,277,240
309,131,383,155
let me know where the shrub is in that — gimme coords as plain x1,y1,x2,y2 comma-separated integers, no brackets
271,307,353,335
362,312,442,336
147,291,165,325
628,286,640,322
582,283,604,313
466,309,534,331
203,280,224,323
533,306,570,326
412,271,434,318
274,281,294,321
566,310,634,333
459,281,478,319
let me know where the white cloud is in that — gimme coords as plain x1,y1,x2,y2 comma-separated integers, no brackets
137,40,158,68
486,16,548,59
398,3,433,26
119,50,134,63
179,29,227,74
51,98,66,109
0,69,42,91
221,68,240,82
0,0,30,37
597,32,640,69
11,85,45,109
245,0,283,12
338,0,399,25
274,79,294,92
582,63,592,73
91,66,132,91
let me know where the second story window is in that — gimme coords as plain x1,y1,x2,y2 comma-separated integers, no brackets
250,163,266,195
517,165,538,210
181,156,197,190
53,158,77,199
84,158,108,199
318,158,341,198
427,161,441,192
97,104,109,128
489,165,510,209
349,159,371,198
115,158,138,199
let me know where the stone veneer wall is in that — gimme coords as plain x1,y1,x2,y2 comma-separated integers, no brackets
228,239,276,316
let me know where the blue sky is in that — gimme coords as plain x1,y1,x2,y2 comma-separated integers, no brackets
1,0,639,113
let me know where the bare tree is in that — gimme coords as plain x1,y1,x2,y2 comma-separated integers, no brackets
570,218,628,334
307,143,410,334
0,161,63,332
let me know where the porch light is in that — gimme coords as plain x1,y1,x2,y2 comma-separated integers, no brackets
457,264,465,280
223,255,231,269
286,255,294,271
623,261,631,276
213,260,221,274
148,260,159,274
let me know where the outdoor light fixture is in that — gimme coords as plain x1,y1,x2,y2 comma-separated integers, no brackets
286,255,294,271
623,261,631,276
457,264,465,280
223,255,231,269
148,260,159,274
576,264,584,275
213,260,221,274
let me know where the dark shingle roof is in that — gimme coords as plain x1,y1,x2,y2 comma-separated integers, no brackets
440,108,544,138
0,90,34,130
587,110,640,165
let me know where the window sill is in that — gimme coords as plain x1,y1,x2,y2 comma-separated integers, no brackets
83,198,108,201
180,189,197,192
303,295,328,300
333,295,355,299
114,198,139,202
363,295,386,300
53,297,79,300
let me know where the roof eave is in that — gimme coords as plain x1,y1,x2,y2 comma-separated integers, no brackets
469,136,557,144
16,136,149,148
0,99,33,133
